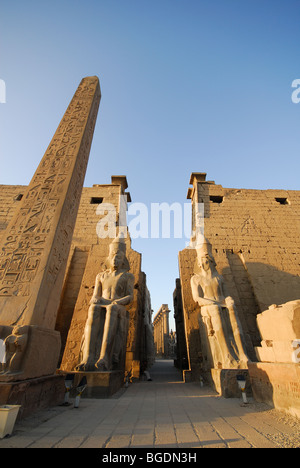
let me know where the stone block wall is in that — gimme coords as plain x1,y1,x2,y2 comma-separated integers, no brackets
173,278,188,370
0,179,151,380
193,177,300,314
248,300,300,417
179,173,300,379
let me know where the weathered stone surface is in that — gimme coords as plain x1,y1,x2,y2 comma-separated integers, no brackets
210,368,251,398
254,300,300,364
178,172,300,384
0,76,101,382
188,173,300,317
0,326,61,381
257,300,300,342
178,247,203,380
248,362,300,418
190,238,249,370
142,284,155,370
0,374,65,419
59,240,142,376
0,76,101,330
75,237,134,373
67,370,124,398
53,177,153,384
173,278,189,371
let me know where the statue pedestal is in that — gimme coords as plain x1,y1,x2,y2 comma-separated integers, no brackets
68,371,125,399
0,374,65,420
209,368,252,398
248,362,300,418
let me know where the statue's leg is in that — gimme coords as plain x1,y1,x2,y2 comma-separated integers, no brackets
112,308,128,368
2,339,15,373
0,326,12,373
209,305,238,368
96,304,120,371
227,305,249,364
76,305,102,371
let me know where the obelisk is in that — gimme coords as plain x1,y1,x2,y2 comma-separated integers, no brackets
0,76,101,381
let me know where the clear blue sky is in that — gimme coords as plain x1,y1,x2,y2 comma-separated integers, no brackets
1,0,300,330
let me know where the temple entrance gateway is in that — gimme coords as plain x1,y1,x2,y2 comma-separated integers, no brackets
1,80,300,420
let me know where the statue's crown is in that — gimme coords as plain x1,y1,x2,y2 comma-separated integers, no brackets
196,237,213,258
110,236,126,253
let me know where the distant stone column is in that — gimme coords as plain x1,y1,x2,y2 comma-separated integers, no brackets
153,305,170,357
0,76,101,381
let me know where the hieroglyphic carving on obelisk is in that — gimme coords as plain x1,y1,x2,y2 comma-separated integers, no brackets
0,76,101,380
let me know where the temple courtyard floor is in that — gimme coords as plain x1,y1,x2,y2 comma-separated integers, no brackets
0,359,299,449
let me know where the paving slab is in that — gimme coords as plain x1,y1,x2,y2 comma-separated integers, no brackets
0,359,299,449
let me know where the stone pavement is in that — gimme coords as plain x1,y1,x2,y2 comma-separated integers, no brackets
1,359,300,449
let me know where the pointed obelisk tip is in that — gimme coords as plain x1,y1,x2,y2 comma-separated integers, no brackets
81,76,101,94
82,75,99,82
